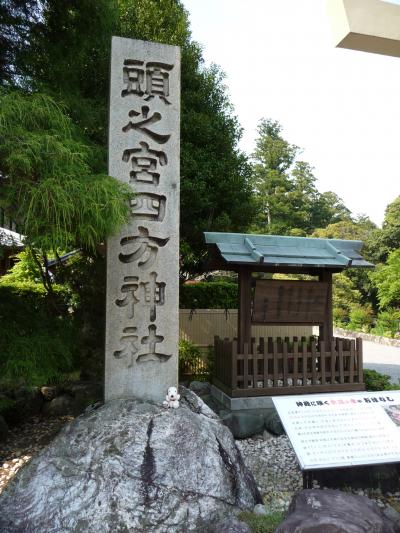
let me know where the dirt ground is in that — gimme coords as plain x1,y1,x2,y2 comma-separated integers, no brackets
0,415,73,495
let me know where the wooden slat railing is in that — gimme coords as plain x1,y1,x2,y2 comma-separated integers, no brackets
213,336,365,397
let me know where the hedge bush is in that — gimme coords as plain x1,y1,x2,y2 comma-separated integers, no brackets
0,282,78,386
364,369,400,391
179,281,238,309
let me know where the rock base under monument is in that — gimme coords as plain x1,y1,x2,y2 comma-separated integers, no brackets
276,489,399,533
0,389,261,532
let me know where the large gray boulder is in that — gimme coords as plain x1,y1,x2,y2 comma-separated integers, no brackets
0,392,261,532
276,489,399,533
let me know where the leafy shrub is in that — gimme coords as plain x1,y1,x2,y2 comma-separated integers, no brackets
0,282,78,386
364,369,393,391
179,281,238,309
60,253,107,380
179,339,208,380
370,249,400,309
347,305,373,333
0,250,42,284
371,309,400,339
333,306,349,328
333,272,362,326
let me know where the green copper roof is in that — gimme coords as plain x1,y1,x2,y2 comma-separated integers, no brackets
204,232,374,269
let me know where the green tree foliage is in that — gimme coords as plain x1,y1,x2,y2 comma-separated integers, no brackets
312,216,378,310
0,91,132,255
250,119,350,235
58,252,108,380
312,216,376,241
367,196,400,264
179,62,254,275
0,250,41,284
371,249,400,310
118,0,190,45
0,0,41,86
371,309,400,338
0,1,131,371
311,191,352,230
332,272,362,327
179,281,238,309
0,282,77,385
251,119,298,234
347,304,373,333
16,0,118,149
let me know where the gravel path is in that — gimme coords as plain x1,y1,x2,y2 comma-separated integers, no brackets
236,432,302,513
363,341,400,384
237,432,400,516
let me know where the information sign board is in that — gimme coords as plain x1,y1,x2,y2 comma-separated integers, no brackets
272,391,400,470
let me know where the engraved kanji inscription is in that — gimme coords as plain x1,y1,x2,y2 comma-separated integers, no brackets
122,141,167,185
142,271,165,322
121,59,174,104
121,59,145,97
130,193,166,221
122,106,171,144
119,226,169,269
115,276,139,318
115,272,165,321
113,327,138,368
137,324,171,363
145,62,173,104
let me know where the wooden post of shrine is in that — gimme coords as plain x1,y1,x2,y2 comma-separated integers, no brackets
237,267,252,351
319,270,333,342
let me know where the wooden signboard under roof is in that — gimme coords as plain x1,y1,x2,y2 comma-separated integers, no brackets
252,279,329,325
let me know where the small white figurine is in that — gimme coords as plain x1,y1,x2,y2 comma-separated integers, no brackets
163,386,180,409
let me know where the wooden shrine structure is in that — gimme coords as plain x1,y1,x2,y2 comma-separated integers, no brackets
204,232,374,397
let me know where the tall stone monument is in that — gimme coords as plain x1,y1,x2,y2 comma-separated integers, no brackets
105,37,180,402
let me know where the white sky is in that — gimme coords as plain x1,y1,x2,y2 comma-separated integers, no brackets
182,0,400,227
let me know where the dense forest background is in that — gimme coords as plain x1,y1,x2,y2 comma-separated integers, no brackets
1,0,399,386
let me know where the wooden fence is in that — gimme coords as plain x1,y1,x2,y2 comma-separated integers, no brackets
214,336,365,397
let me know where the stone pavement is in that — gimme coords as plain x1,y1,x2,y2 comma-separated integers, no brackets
363,340,400,385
